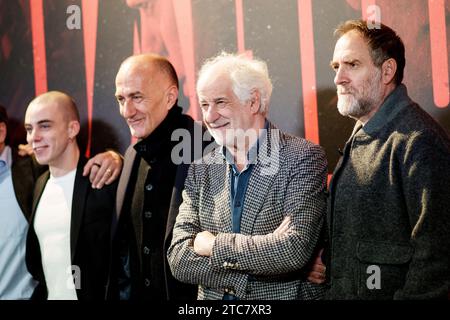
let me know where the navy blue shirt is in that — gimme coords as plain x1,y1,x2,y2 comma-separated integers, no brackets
221,121,268,233
229,162,253,233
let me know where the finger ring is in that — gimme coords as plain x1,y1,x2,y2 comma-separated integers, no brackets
106,169,112,175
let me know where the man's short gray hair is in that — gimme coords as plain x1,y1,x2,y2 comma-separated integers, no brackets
196,52,273,114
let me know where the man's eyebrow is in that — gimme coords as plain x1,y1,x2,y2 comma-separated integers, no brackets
37,119,53,124
342,58,360,65
116,91,142,97
127,91,143,96
330,59,360,67
199,96,228,102
24,119,53,128
213,97,228,102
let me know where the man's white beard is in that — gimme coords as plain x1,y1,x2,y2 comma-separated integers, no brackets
337,70,383,120
337,94,373,119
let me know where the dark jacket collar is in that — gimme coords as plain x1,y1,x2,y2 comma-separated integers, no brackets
134,105,183,163
356,84,413,137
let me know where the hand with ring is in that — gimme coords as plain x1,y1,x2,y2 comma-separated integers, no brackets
83,150,123,188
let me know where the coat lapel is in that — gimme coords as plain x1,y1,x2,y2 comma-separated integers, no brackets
31,171,50,223
115,146,136,222
208,151,233,233
70,159,89,261
327,122,363,239
329,121,363,188
240,124,283,235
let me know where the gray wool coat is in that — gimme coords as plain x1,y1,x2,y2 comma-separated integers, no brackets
325,84,450,299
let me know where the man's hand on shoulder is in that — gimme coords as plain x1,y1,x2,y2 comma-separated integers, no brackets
18,143,34,157
83,150,123,189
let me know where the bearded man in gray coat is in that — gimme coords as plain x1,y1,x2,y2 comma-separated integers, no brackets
309,20,450,300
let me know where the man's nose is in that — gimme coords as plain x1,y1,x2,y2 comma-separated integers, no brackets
334,66,348,86
27,128,39,144
203,105,219,124
121,100,136,119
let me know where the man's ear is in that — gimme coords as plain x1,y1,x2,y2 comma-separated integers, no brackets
68,120,80,140
249,89,261,114
166,85,179,110
381,58,397,85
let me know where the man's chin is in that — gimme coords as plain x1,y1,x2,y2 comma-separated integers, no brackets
35,157,49,166
338,106,371,121
337,100,359,118
338,107,360,119
337,105,351,117
209,132,224,146
130,128,144,140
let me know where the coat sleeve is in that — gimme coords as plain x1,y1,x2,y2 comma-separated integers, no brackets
167,163,248,297
168,142,327,297
394,130,450,299
209,143,327,275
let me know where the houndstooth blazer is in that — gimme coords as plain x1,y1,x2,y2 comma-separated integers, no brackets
168,123,327,300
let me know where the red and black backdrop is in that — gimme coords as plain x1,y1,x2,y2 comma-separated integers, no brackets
1,0,449,174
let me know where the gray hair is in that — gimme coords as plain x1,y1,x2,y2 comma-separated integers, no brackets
196,52,273,114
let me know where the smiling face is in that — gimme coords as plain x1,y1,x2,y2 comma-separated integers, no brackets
331,30,385,122
198,72,259,148
24,97,78,168
115,57,177,139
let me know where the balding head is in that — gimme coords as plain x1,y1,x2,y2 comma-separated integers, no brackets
118,54,179,89
24,91,81,171
115,54,179,139
29,91,80,123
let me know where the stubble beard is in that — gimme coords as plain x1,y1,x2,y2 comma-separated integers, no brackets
337,69,383,120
